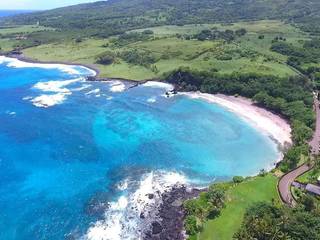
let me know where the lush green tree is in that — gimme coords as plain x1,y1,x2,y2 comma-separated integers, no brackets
234,202,286,240
119,49,157,67
235,28,247,37
183,199,205,218
234,202,320,240
184,215,199,235
291,120,313,144
207,186,225,208
283,144,308,169
142,29,154,35
233,176,245,183
95,51,116,65
301,195,316,212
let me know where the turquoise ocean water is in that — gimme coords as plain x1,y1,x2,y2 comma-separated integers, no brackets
0,57,279,239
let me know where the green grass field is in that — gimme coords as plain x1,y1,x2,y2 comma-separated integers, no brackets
0,25,55,52
0,25,53,35
133,20,306,37
0,38,19,51
133,20,308,67
196,174,279,240
0,20,304,80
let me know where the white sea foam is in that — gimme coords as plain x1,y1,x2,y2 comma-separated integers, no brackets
85,196,129,240
5,111,16,115
33,78,83,93
31,93,70,108
28,78,83,108
86,89,101,95
147,97,157,103
22,96,33,101
0,56,95,76
142,81,174,91
109,81,126,93
106,96,113,101
117,179,129,191
71,84,92,91
84,171,187,240
0,56,6,64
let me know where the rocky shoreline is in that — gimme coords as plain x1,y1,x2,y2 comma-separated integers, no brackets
144,185,204,240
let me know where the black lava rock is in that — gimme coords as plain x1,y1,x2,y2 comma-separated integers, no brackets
152,221,163,234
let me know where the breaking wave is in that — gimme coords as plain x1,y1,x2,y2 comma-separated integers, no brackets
0,56,96,76
84,171,187,240
28,78,84,108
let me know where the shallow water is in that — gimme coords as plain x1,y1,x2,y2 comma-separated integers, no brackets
0,57,279,239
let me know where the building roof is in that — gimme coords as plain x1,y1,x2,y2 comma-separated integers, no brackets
306,184,320,196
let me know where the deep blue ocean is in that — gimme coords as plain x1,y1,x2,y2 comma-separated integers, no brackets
0,10,35,18
0,57,279,239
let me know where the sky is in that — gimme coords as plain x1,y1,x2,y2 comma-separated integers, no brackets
0,0,100,10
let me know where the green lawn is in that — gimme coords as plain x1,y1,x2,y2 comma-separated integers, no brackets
197,175,279,240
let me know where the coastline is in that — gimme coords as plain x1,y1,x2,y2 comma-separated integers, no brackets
0,54,294,238
2,53,158,83
2,53,101,77
182,92,292,165
144,91,293,239
0,54,293,157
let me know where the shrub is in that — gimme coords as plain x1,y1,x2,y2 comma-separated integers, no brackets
142,29,154,35
233,176,244,183
75,37,82,43
95,51,115,65
119,49,157,67
183,199,204,217
235,28,247,37
258,169,267,177
207,185,226,209
184,215,199,235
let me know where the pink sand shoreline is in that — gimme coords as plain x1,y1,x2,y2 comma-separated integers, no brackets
182,92,293,170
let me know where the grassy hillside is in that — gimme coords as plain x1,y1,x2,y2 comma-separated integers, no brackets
21,20,302,80
186,175,279,240
0,25,54,51
1,0,320,40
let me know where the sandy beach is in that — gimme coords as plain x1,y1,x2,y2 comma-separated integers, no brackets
183,92,292,151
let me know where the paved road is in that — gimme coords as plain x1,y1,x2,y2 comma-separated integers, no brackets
278,163,312,206
278,96,319,206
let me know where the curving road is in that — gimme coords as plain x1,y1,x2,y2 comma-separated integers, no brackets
278,163,312,206
278,96,319,206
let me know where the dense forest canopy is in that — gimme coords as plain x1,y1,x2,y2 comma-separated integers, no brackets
1,0,320,38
